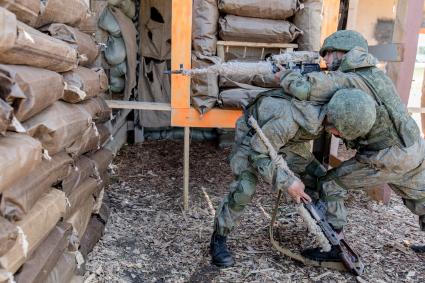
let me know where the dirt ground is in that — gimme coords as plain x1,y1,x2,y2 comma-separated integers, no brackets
85,140,425,283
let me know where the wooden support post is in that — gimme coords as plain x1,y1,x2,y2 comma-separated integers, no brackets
421,70,425,135
183,127,190,210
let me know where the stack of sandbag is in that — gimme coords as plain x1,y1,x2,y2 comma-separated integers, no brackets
0,3,113,282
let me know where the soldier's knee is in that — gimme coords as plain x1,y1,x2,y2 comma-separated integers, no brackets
229,171,258,211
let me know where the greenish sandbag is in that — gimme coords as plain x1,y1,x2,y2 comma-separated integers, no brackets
118,0,136,19
110,61,127,77
110,75,125,93
104,36,126,65
98,8,121,37
108,0,124,6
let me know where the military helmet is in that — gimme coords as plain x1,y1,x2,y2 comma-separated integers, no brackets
320,30,368,57
327,89,376,140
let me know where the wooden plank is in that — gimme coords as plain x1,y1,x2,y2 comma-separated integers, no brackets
172,108,242,128
105,100,172,111
408,107,425,113
171,0,192,109
216,41,298,48
421,70,425,134
183,127,190,210
369,43,404,62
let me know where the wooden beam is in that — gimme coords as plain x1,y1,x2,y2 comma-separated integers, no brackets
386,0,424,104
183,127,190,210
105,100,172,111
320,0,340,43
369,43,404,62
172,108,242,128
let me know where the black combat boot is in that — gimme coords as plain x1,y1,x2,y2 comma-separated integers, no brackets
210,231,234,267
411,245,425,253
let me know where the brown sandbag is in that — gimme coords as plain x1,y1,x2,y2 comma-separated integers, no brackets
0,8,78,73
14,223,72,283
192,0,219,56
139,0,171,60
219,63,280,88
0,133,42,193
0,0,40,27
219,15,302,43
110,7,137,100
23,101,93,155
218,0,299,20
66,197,96,240
66,123,111,158
294,0,323,51
0,189,66,274
0,152,72,222
43,24,99,67
44,252,76,283
65,178,101,219
61,156,98,196
0,98,13,135
219,88,266,109
79,216,105,258
0,64,64,122
191,53,220,115
35,0,89,28
88,148,113,174
62,67,108,103
76,97,112,123
0,217,17,257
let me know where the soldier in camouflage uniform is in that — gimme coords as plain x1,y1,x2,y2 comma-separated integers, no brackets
278,30,425,260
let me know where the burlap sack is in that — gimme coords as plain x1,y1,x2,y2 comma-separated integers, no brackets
110,61,127,77
76,97,112,123
110,7,138,100
66,196,96,240
35,0,90,28
62,67,108,103
65,178,101,219
0,189,66,274
110,75,125,93
23,101,93,155
0,133,42,193
294,0,323,51
79,216,105,258
43,24,99,67
0,64,64,122
88,148,113,175
0,152,72,221
14,223,72,283
98,7,121,37
44,252,76,283
0,0,40,27
0,8,78,73
219,62,280,88
78,12,97,35
61,156,98,196
0,217,17,257
219,88,266,109
66,123,111,158
105,36,126,66
192,0,218,56
218,0,299,20
118,0,135,19
0,98,13,135
138,58,171,127
191,53,220,114
139,0,171,60
219,15,302,43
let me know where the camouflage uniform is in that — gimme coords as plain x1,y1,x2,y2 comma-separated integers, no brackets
280,31,425,230
215,91,327,236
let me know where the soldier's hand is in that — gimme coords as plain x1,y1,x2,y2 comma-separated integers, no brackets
274,71,283,83
287,180,312,204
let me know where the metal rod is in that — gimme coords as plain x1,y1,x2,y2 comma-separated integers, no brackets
183,127,190,210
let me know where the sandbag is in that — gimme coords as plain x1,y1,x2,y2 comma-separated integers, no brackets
294,0,323,51
110,61,127,77
61,156,98,196
0,133,42,193
0,0,40,26
35,0,90,28
219,15,302,43
105,36,126,65
118,0,135,19
110,7,138,100
66,197,96,240
139,0,171,60
110,75,125,93
219,62,280,88
219,88,266,109
98,7,121,37
191,53,220,114
192,0,218,56
44,252,76,283
43,24,99,67
108,0,123,5
0,217,17,257
218,0,299,20
79,216,105,258
0,8,78,72
76,97,112,123
23,101,93,155
0,64,64,122
88,148,113,174
0,189,66,274
66,123,111,158
63,67,108,103
14,223,72,283
0,152,72,222
0,98,13,135
65,178,101,219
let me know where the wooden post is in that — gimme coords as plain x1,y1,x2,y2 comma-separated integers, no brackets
422,70,425,135
183,127,190,210
320,0,341,43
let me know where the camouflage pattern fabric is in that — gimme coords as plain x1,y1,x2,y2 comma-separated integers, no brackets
319,30,368,57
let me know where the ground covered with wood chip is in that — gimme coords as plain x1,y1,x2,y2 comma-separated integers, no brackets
85,140,425,282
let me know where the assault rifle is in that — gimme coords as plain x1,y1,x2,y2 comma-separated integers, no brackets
164,51,321,76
